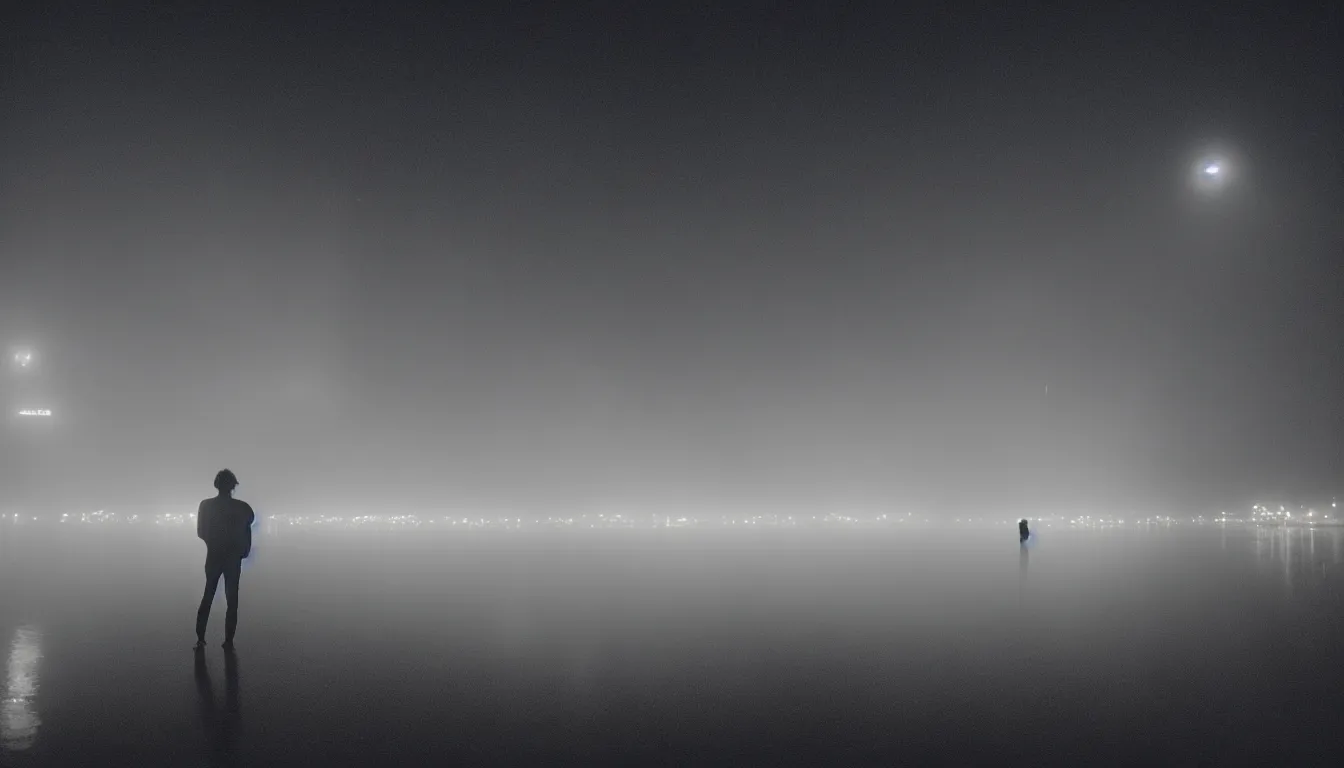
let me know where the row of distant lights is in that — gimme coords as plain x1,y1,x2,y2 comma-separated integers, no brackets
6,504,1332,528
30,512,924,528
15,514,1327,529
953,516,1174,526
1242,503,1335,522
127,512,922,529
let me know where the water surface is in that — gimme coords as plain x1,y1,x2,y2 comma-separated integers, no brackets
1,522,1341,765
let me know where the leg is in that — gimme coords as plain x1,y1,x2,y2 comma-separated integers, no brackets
222,558,242,645
197,557,224,642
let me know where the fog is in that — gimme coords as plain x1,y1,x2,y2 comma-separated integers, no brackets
4,5,1342,517
3,2,1342,762
2,521,1342,764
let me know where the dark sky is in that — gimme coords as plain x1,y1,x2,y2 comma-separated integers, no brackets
2,2,1341,515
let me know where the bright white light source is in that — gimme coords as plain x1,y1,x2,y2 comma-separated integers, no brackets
16,409,51,417
1191,150,1234,193
13,351,32,368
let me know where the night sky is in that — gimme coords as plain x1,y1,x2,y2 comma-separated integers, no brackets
2,2,1340,515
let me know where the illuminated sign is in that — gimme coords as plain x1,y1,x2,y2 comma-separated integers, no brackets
16,409,51,417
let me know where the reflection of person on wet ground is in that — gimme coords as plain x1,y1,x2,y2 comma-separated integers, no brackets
1018,519,1030,543
1018,542,1030,605
195,469,256,650
194,646,240,761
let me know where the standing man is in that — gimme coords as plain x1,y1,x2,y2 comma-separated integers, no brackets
195,469,255,649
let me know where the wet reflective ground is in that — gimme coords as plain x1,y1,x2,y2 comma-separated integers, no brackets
1,523,1342,766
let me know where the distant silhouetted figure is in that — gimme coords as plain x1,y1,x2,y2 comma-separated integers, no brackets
1018,518,1030,543
195,469,255,649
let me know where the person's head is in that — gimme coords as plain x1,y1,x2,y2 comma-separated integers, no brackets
214,469,239,496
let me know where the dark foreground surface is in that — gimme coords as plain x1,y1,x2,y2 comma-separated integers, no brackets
1,522,1342,766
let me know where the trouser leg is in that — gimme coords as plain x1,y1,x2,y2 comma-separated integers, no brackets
223,559,241,642
197,560,223,639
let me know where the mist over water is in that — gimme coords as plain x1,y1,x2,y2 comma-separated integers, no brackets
1,520,1341,765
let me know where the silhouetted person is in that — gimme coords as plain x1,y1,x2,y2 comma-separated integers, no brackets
1019,518,1030,543
196,469,255,649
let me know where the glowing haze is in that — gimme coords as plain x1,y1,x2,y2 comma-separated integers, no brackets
1,4,1340,516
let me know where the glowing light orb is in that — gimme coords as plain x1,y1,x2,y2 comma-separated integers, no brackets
1191,153,1233,193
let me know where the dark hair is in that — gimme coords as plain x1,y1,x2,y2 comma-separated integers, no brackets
214,469,239,492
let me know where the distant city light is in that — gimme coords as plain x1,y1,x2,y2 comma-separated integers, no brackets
3,506,1338,531
16,409,51,417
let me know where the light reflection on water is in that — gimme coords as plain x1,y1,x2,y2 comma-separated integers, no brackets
1,625,42,752
1252,525,1344,594
0,524,1342,764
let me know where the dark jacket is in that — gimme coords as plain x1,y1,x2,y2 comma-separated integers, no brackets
198,496,256,558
